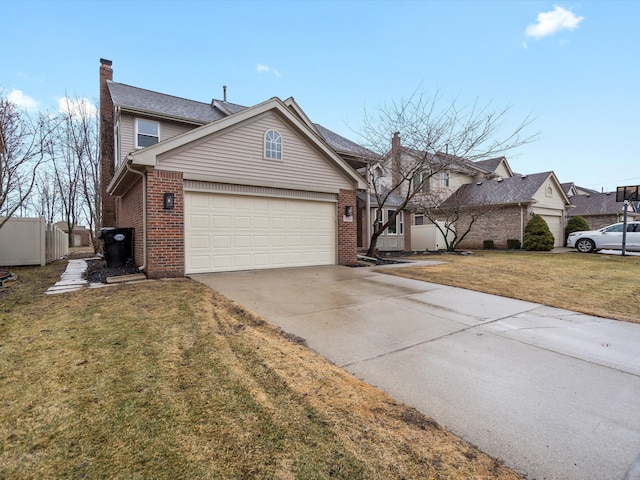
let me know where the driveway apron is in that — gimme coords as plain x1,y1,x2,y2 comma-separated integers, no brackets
191,264,640,480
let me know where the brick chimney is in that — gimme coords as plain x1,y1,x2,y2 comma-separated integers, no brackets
391,131,401,187
99,58,116,227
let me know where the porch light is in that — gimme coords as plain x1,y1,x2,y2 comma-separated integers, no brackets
345,205,352,217
164,192,175,210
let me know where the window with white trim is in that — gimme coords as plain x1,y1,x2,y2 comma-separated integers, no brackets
387,209,398,235
441,172,450,187
414,214,424,226
265,129,282,160
136,118,160,148
413,171,430,193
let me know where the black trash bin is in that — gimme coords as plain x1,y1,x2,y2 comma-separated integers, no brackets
99,227,134,268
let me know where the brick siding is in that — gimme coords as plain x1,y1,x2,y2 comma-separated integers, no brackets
454,205,525,249
145,170,185,278
338,189,358,265
117,178,144,266
99,59,116,227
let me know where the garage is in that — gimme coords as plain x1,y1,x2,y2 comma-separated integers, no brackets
185,191,336,273
540,214,564,247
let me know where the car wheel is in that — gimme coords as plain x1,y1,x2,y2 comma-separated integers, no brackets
575,238,596,253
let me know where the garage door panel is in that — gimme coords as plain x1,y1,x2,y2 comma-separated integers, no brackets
185,192,336,273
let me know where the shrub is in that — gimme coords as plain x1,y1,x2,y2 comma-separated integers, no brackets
507,238,521,250
523,215,555,251
483,240,495,249
566,215,590,241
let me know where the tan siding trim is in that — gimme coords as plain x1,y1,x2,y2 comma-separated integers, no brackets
184,180,337,202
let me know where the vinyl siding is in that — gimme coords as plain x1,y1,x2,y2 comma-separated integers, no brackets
157,111,354,193
119,113,195,165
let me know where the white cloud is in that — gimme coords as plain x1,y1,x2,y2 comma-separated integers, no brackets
8,89,39,111
256,63,282,78
58,96,97,118
525,5,584,39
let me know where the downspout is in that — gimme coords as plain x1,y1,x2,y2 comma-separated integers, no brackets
519,203,524,246
366,166,371,249
125,161,147,272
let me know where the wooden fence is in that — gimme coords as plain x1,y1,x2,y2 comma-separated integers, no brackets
0,217,68,267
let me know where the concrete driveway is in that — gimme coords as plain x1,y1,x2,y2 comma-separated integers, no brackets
191,264,640,480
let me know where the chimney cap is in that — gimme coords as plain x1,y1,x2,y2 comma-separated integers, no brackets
100,58,113,67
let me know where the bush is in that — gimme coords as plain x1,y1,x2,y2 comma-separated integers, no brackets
566,215,590,241
523,215,555,251
483,240,495,249
507,238,521,250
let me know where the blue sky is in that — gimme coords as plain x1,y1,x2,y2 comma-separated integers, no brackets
3,0,639,193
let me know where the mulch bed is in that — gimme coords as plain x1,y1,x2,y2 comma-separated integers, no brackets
84,258,140,284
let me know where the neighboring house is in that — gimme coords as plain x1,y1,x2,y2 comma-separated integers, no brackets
53,222,91,247
383,133,571,249
100,59,366,278
438,171,571,248
562,184,640,231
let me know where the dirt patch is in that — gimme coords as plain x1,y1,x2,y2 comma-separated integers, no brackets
84,258,141,284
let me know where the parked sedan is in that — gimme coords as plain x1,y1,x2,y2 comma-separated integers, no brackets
567,221,640,253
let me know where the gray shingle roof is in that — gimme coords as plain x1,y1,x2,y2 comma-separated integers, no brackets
107,80,247,123
568,192,631,215
314,124,375,159
108,81,370,158
441,171,554,207
474,157,504,174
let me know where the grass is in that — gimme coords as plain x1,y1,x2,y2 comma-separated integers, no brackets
0,259,522,479
387,250,640,324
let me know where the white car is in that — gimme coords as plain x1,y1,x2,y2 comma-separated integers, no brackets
567,221,640,253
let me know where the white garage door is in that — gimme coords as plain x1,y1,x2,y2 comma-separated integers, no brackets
185,192,336,273
540,215,563,247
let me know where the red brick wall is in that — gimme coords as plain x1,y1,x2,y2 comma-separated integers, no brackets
99,59,116,227
338,189,358,265
116,178,144,266
403,210,412,250
145,170,185,278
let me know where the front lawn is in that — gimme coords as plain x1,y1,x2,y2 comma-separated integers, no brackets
0,260,521,479
387,251,640,324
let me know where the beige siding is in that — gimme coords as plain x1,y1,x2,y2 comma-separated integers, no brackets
118,113,196,165
158,111,354,192
493,162,512,178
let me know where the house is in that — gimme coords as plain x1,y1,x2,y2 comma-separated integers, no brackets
438,171,571,248
53,222,91,247
562,183,640,230
99,59,367,278
382,133,571,249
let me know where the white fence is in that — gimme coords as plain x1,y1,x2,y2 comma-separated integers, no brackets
411,221,455,251
0,217,68,267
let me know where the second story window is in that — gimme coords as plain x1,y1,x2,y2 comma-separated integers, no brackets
136,119,159,148
413,171,430,194
265,129,282,160
441,172,450,187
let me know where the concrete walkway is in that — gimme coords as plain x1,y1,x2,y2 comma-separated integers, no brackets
45,258,107,294
191,264,640,480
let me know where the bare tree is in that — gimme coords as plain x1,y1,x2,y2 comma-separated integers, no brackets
359,91,536,256
416,188,503,252
32,168,60,223
0,92,49,229
48,96,100,248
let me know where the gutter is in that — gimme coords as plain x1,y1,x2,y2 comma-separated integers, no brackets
125,161,147,273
